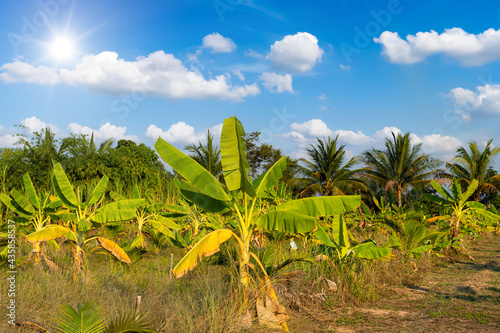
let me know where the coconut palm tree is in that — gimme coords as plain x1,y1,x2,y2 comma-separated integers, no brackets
295,136,365,197
444,139,500,201
184,129,222,179
362,132,442,208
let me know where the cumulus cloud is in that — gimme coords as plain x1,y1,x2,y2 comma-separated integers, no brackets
281,119,461,158
21,116,64,137
0,60,61,84
339,64,351,71
268,32,324,72
0,126,18,148
0,51,260,101
259,72,294,93
318,94,326,100
374,28,500,66
447,84,500,118
145,122,222,145
202,33,236,53
245,49,263,58
68,122,139,143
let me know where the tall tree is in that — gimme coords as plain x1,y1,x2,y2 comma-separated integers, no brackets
362,132,441,207
63,132,114,157
184,129,222,179
296,136,365,197
444,139,500,201
16,126,67,189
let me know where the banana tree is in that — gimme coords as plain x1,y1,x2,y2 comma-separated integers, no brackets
26,163,144,272
155,116,361,331
425,178,500,239
0,172,63,264
314,214,392,260
109,185,181,250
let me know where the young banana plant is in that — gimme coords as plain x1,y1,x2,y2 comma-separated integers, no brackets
314,214,393,260
25,163,144,273
0,172,63,265
155,116,361,331
425,178,500,240
110,184,181,250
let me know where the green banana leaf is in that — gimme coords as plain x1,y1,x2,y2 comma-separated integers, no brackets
85,175,109,207
274,195,361,217
23,173,40,210
255,210,318,234
177,180,229,213
220,116,256,197
155,138,229,202
93,199,145,223
52,163,79,209
253,156,287,199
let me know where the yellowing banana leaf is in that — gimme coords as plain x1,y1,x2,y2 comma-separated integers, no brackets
93,199,145,223
155,138,229,202
10,189,35,214
253,156,287,199
25,225,73,243
85,175,109,207
173,229,234,278
96,236,131,264
154,215,181,230
220,116,256,197
52,163,79,209
255,210,317,234
275,195,361,217
23,173,40,210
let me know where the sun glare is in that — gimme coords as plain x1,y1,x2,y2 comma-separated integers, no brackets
50,37,75,60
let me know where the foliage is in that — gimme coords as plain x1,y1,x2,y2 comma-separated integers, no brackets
362,132,442,207
295,136,365,197
444,139,500,202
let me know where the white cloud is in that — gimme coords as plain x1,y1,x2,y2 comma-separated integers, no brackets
318,94,326,100
267,32,324,72
202,33,236,53
0,126,17,148
232,69,245,81
290,119,333,137
281,120,461,157
68,122,139,143
21,116,63,135
259,72,294,93
145,122,223,145
374,28,500,66
0,51,260,101
339,64,351,71
245,49,263,58
0,59,61,84
447,84,500,117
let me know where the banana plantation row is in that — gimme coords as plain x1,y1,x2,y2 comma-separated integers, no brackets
1,116,499,332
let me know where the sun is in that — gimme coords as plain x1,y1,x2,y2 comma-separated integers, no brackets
50,37,75,60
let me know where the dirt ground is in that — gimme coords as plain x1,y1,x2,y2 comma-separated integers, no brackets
270,234,500,333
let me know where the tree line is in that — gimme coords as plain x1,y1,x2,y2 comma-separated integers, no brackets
0,126,499,210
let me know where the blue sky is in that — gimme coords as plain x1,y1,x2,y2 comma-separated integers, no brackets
1,0,499,164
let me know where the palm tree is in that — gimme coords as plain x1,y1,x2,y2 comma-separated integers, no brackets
64,132,114,157
184,129,222,179
295,136,365,197
444,139,500,201
362,132,442,208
